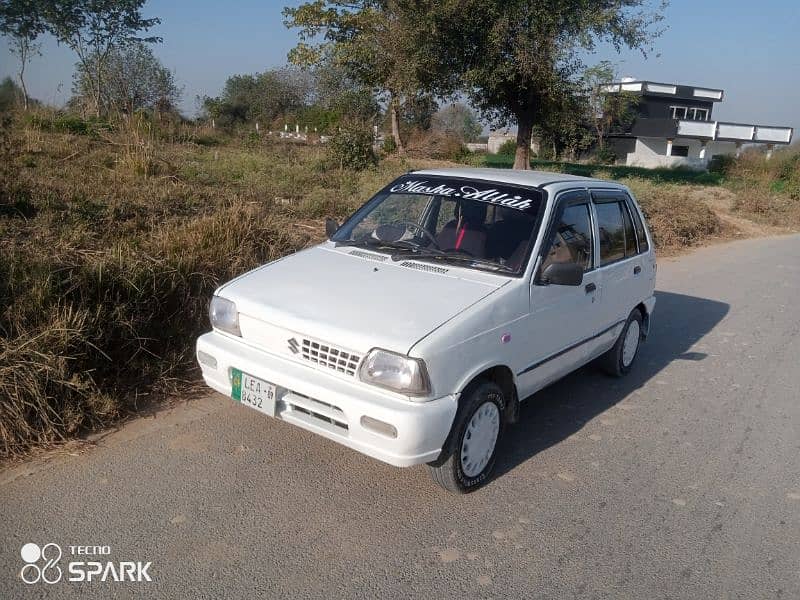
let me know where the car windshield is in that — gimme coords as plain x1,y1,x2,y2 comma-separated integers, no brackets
332,176,546,275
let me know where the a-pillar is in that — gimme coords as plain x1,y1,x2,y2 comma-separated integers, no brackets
735,142,743,158
665,138,674,157
766,144,774,160
699,141,708,161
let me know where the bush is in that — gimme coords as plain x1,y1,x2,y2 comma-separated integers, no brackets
623,178,722,250
328,126,377,170
497,138,517,156
592,147,617,165
381,136,397,154
406,130,467,161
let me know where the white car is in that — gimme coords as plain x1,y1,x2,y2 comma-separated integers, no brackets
197,168,656,492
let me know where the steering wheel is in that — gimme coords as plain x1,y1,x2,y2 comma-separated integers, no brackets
396,221,441,250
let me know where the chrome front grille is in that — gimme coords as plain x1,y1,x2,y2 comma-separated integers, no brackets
301,339,361,376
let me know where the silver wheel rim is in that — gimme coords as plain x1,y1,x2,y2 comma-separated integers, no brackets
622,320,641,367
460,401,500,478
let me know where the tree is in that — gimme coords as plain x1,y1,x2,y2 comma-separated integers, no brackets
0,0,48,110
71,41,180,116
201,67,312,127
45,0,161,117
583,61,639,150
404,0,665,169
283,1,426,152
431,103,483,142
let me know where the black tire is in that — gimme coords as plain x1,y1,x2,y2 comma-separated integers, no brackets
428,380,506,493
600,309,644,377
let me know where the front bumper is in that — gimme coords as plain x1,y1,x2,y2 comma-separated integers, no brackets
196,332,458,467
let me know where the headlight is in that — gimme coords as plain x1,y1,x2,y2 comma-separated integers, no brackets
209,295,241,336
358,349,430,396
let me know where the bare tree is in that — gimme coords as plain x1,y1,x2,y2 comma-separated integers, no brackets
0,0,47,110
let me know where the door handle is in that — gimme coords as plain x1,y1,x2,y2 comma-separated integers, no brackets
633,265,642,275
585,282,596,294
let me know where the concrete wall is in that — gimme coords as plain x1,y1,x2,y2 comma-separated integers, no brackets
626,137,708,170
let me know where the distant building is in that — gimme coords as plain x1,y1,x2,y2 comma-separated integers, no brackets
602,79,794,169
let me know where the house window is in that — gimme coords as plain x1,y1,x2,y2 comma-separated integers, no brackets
670,106,688,119
690,107,709,121
671,145,689,157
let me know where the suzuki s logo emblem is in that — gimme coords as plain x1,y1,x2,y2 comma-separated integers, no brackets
287,338,300,354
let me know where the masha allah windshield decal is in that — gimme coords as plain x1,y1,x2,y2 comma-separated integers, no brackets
388,178,541,212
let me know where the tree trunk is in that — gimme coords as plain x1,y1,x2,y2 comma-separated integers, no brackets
513,110,535,170
18,68,28,111
17,39,28,110
389,95,404,153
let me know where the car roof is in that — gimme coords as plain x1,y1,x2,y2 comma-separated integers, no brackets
410,167,615,189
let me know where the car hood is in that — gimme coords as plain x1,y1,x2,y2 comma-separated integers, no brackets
218,243,508,354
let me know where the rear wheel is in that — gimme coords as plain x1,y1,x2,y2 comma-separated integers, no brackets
600,309,643,377
428,381,505,493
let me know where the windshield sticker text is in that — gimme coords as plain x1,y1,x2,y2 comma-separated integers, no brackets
389,179,535,210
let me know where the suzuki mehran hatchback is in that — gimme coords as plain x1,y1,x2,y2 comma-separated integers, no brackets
197,168,656,492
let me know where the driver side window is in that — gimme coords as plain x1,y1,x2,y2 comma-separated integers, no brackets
540,204,593,273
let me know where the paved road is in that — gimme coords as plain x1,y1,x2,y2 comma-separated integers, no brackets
2,235,800,599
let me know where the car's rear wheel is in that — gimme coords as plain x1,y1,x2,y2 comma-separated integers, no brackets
600,309,643,377
428,381,505,493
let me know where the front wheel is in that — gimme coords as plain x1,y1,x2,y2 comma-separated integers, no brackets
428,381,505,493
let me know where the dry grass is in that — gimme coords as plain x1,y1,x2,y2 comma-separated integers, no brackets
724,148,800,226
0,112,430,457
621,178,724,251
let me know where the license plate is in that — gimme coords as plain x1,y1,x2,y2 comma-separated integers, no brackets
230,368,277,416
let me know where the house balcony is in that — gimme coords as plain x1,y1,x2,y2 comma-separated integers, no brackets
676,120,794,144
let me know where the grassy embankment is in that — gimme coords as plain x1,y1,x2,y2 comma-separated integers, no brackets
1,111,797,457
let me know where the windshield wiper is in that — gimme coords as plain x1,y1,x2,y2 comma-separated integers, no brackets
334,238,420,252
391,251,516,273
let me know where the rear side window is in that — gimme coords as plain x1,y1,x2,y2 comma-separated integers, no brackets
596,203,625,265
540,204,593,272
627,199,650,252
621,203,637,257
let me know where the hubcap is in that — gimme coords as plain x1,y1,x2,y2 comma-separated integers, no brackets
622,320,641,367
460,401,500,478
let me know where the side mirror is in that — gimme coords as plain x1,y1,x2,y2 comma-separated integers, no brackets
540,262,584,286
325,218,340,238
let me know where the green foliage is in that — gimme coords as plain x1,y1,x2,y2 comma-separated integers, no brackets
497,139,517,156
328,126,377,170
0,76,26,111
25,112,112,136
201,67,311,127
592,146,617,165
381,136,397,154
399,1,665,167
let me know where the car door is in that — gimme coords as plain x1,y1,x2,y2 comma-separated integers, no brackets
517,190,603,398
590,191,646,344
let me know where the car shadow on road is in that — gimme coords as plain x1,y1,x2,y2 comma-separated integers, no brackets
492,290,730,481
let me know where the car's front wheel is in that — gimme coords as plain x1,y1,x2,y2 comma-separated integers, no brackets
428,381,505,493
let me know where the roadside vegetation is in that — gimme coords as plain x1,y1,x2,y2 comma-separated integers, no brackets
2,107,798,457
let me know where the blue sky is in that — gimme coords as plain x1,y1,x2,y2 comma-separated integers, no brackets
1,0,798,132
